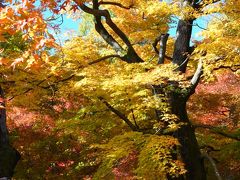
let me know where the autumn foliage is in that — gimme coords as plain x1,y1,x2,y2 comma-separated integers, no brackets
0,0,240,179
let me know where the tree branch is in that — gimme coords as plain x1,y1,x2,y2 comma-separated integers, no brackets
41,75,75,89
152,36,161,55
7,54,122,101
152,34,172,62
74,0,124,55
99,1,134,9
191,59,203,85
194,23,207,30
98,96,139,131
75,1,143,63
202,152,222,180
8,75,53,101
213,64,240,72
158,34,169,64
189,59,203,94
88,54,122,65
200,145,220,153
194,124,240,141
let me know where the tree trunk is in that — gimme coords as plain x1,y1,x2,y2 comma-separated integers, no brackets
0,1,21,177
169,92,206,180
170,1,206,177
172,19,193,73
158,33,169,64
0,86,20,178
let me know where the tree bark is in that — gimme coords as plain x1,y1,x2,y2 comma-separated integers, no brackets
0,86,20,178
171,1,206,178
168,92,206,180
172,19,193,72
158,34,169,64
0,87,9,146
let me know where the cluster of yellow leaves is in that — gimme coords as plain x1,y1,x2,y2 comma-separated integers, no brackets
72,58,190,129
62,36,110,69
100,0,173,60
171,0,223,20
59,1,195,130
136,134,186,178
94,132,185,179
194,0,240,78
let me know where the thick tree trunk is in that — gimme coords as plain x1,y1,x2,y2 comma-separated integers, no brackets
169,92,206,180
0,86,20,178
170,1,206,177
172,19,193,72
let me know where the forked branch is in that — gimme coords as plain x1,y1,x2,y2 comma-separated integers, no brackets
74,0,143,63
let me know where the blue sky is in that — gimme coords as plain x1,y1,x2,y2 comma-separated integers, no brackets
57,11,210,44
59,16,82,35
168,15,210,44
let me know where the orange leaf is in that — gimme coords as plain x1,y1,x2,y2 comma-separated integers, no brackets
0,97,5,103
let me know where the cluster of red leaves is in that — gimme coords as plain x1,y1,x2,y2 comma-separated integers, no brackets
52,96,85,113
112,150,138,179
196,71,240,94
188,70,240,127
7,107,55,130
188,70,240,179
46,160,74,173
6,93,97,178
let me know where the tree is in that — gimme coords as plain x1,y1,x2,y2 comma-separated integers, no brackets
61,0,209,179
61,0,240,179
1,0,240,179
0,0,57,178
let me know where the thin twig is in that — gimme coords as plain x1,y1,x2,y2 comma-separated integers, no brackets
98,96,139,131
